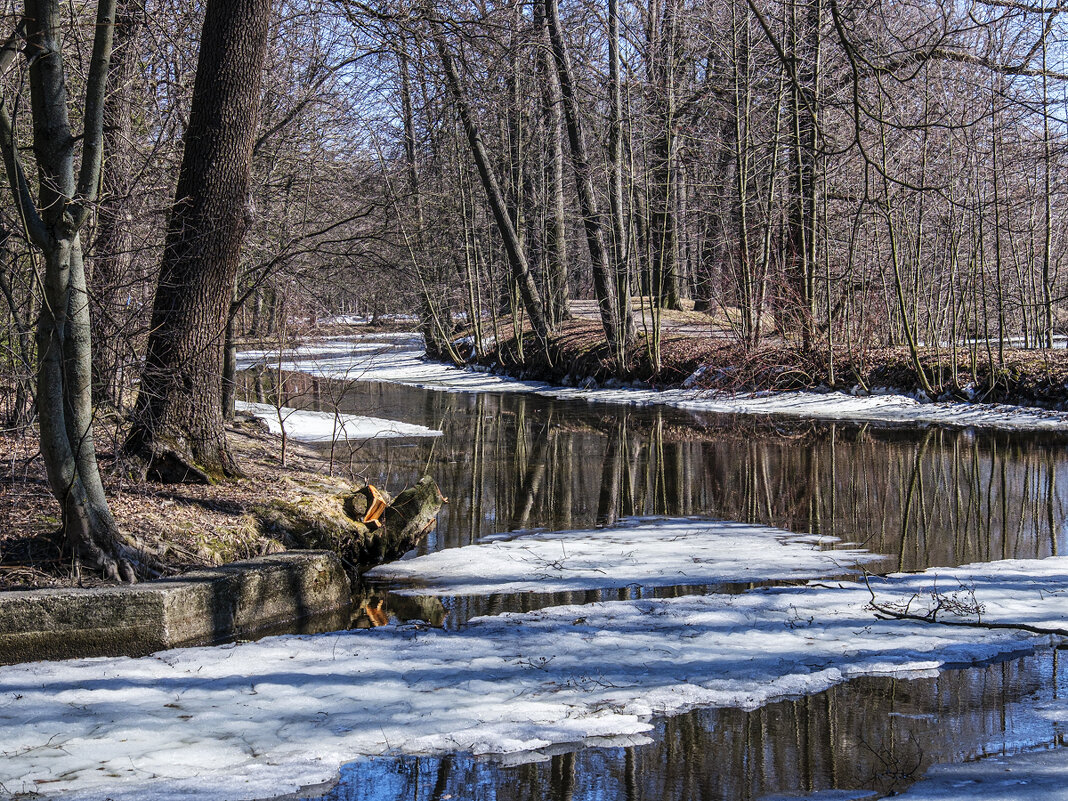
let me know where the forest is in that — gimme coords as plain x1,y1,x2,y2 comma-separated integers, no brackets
2,0,1067,574
4,0,1068,799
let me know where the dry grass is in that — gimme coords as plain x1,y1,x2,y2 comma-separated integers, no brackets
0,419,361,591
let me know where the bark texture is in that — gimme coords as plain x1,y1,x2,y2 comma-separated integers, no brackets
0,0,142,579
127,0,271,482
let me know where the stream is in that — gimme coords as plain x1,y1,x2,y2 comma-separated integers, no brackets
237,337,1068,800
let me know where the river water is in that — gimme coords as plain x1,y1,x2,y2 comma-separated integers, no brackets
240,348,1068,800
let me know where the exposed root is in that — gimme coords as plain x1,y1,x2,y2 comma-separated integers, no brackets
124,436,244,485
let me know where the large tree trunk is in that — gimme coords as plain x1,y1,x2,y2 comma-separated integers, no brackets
126,0,271,483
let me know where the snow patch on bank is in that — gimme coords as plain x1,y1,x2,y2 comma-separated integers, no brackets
235,401,442,443
4,558,1068,800
237,336,1068,432
366,517,879,595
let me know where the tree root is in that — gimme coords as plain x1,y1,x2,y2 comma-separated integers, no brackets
123,435,244,485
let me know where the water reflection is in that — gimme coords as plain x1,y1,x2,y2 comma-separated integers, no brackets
302,650,1068,801
240,371,1068,574
240,366,1068,800
355,581,796,631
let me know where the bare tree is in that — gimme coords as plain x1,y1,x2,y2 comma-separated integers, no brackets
0,0,145,579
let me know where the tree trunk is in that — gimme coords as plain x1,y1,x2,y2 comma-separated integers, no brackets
543,0,632,366
126,0,271,483
90,1,141,409
607,0,635,337
648,0,683,311
535,0,571,326
0,0,139,578
785,0,820,350
431,18,551,344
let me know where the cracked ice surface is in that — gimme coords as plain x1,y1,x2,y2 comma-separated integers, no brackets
365,517,880,595
4,558,1068,800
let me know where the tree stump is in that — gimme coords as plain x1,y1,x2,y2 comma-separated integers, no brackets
254,476,446,570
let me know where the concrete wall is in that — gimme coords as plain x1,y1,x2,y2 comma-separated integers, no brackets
0,551,351,664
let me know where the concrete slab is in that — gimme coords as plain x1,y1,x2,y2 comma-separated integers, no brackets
0,551,351,664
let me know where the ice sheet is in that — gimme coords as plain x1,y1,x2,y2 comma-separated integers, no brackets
366,517,879,594
893,746,1068,799
235,401,442,443
3,558,1068,800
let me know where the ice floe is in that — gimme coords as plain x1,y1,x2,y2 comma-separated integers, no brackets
894,746,1068,800
3,557,1068,800
234,401,442,443
365,517,880,595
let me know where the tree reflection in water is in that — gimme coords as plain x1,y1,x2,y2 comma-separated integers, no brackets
241,374,1068,799
243,373,1068,573
309,651,1067,801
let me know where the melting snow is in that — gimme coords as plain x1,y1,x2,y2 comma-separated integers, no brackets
234,401,442,443
236,336,1068,432
3,558,1068,800
365,517,879,595
894,747,1068,799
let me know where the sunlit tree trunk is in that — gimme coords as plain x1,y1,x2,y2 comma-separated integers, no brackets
0,0,143,579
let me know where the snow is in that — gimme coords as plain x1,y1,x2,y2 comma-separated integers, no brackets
236,336,1068,432
365,517,881,595
4,558,1068,800
321,314,370,325
234,401,442,443
893,747,1068,800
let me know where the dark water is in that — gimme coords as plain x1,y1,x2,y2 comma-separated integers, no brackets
307,650,1068,801
240,361,1068,800
247,370,1068,575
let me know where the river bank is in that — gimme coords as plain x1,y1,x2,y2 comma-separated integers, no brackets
0,410,440,592
250,328,1068,432
5,331,1068,799
449,316,1068,410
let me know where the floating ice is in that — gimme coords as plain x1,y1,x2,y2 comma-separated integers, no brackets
893,746,1068,800
366,517,879,595
3,557,1068,800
